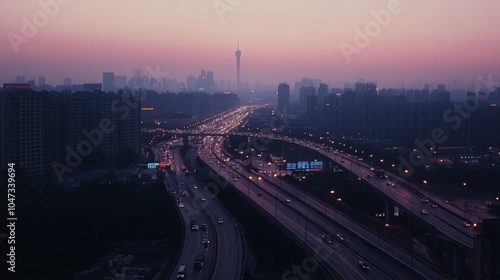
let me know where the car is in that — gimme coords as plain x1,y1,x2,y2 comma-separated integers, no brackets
463,221,471,227
369,167,375,171
218,218,224,224
257,191,262,197
199,198,206,202
431,204,438,208
202,238,210,246
234,178,238,182
180,182,185,185
201,223,207,231
367,174,372,178
358,261,370,270
322,234,333,244
420,197,429,203
178,203,184,208
421,209,428,215
336,234,345,241
193,185,198,189
386,182,391,186
285,198,291,203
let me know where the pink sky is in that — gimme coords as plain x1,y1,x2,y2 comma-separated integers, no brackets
1,0,499,88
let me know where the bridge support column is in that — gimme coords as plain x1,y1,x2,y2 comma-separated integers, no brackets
182,135,189,146
385,201,394,223
452,245,463,276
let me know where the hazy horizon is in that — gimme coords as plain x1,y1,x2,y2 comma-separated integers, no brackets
2,0,499,88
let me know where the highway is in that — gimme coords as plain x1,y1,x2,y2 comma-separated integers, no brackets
201,136,423,279
174,106,425,279
169,105,459,278
153,142,243,280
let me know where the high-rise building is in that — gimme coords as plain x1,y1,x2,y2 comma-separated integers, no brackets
277,83,290,114
318,83,328,104
299,86,315,111
235,40,241,91
1,85,49,176
38,76,46,87
102,72,115,93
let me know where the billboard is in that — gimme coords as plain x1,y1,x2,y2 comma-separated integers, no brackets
286,161,323,172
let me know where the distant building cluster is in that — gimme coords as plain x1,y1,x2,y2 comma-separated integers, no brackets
140,91,240,120
0,84,141,178
280,82,500,148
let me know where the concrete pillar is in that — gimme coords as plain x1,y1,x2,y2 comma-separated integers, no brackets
385,200,394,223
452,245,463,276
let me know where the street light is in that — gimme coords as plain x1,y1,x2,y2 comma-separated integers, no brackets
247,176,252,197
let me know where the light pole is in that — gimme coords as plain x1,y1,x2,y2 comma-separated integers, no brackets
248,176,252,197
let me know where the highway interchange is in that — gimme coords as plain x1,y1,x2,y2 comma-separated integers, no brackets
160,105,476,279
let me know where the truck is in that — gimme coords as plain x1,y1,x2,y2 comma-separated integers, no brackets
194,254,205,269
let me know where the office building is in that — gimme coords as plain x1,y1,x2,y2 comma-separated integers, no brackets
277,83,290,114
103,72,115,93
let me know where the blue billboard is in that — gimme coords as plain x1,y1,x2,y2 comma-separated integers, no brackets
286,161,323,172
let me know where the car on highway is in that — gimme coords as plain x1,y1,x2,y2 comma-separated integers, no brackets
285,198,291,203
421,197,429,203
431,204,438,208
322,234,333,244
358,261,370,270
201,222,207,231
218,218,224,224
463,221,471,227
421,209,428,215
193,185,198,189
336,234,345,241
202,238,210,246
178,203,184,208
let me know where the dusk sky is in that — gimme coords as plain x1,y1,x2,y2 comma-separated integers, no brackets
1,0,500,88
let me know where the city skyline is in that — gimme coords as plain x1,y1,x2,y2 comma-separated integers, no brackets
2,1,500,87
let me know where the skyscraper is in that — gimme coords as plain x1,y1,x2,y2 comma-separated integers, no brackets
102,72,115,93
235,39,241,91
277,83,290,114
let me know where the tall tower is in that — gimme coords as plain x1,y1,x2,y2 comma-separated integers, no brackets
235,39,241,91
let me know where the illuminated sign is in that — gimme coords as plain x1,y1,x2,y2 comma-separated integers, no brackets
141,108,155,111
147,163,157,169
286,161,323,172
310,161,323,172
